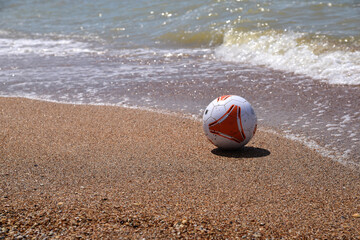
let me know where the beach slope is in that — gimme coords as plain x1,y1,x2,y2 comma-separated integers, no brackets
0,97,359,238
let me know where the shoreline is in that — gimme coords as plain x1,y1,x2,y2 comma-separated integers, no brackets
1,97,359,238
2,95,358,171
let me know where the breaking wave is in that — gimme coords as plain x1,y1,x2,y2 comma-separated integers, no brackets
215,30,360,85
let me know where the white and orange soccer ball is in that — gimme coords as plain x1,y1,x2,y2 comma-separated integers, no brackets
203,95,257,149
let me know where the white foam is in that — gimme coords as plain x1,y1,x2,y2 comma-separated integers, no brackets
215,30,360,85
262,128,359,171
0,38,102,56
112,47,212,59
340,114,352,124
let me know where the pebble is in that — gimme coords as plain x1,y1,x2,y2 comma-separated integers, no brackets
352,213,360,218
253,232,262,238
57,202,64,206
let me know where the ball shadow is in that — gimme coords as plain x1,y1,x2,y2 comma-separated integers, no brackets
211,146,270,158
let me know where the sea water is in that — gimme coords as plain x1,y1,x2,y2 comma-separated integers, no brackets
0,0,359,167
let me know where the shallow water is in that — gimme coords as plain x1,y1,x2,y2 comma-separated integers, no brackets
0,0,359,167
1,0,359,84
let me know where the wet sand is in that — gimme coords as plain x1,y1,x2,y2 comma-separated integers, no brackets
1,97,359,239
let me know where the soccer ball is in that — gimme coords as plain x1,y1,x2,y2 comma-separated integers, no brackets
203,95,257,149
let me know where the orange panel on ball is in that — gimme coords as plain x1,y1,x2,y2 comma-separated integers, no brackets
208,105,246,143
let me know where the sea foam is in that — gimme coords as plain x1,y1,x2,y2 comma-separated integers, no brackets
215,30,360,86
0,38,101,56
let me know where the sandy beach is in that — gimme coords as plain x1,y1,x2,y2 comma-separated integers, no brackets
0,97,359,239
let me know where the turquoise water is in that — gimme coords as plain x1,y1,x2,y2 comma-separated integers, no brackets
0,0,359,166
